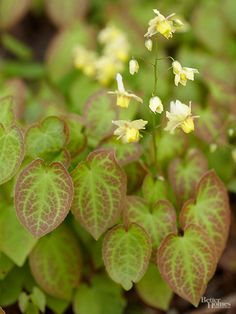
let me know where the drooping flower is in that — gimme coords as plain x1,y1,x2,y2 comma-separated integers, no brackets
145,10,182,39
112,119,148,143
129,59,139,75
108,73,143,108
165,100,198,134
73,45,97,77
145,39,153,51
172,60,199,86
149,96,163,114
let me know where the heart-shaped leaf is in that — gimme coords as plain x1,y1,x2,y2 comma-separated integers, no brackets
101,138,141,166
29,225,81,300
25,116,68,159
0,205,37,266
45,0,88,28
102,223,151,290
168,149,208,203
71,149,126,240
157,224,216,307
0,96,15,128
142,174,167,206
15,159,74,238
180,170,230,260
0,124,24,185
136,264,173,311
73,274,126,314
84,91,118,147
124,196,177,252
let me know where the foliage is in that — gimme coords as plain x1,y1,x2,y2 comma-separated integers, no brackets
0,0,235,313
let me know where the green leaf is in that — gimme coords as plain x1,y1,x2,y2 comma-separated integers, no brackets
156,132,187,165
31,287,46,312
0,205,37,266
0,253,14,280
168,149,208,203
192,0,229,53
1,33,32,61
180,170,230,260
71,149,126,240
29,225,81,300
46,21,88,84
157,224,216,307
25,116,68,159
124,197,177,253
0,124,24,185
136,264,173,311
18,292,30,313
101,138,141,166
46,295,69,314
0,0,31,30
64,114,86,157
102,223,151,290
0,267,25,306
84,91,118,147
142,174,167,206
73,274,126,314
0,96,15,128
15,159,74,238
45,0,88,27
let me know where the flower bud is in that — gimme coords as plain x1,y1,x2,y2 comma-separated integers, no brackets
149,96,163,114
129,59,139,75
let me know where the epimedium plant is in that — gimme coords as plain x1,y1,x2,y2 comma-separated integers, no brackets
0,7,231,314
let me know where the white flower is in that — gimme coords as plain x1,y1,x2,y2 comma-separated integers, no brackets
103,35,130,62
172,60,199,86
112,119,148,143
95,56,123,86
98,25,123,45
145,10,179,39
108,73,143,108
145,39,153,51
165,100,199,134
129,59,139,75
149,96,163,114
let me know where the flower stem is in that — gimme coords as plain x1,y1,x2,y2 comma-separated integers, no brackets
152,39,158,167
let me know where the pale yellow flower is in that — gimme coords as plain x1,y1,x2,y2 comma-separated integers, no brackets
145,39,153,51
172,60,199,86
129,59,139,75
108,73,143,108
73,46,97,77
145,10,180,39
95,56,123,86
149,96,163,114
98,25,123,45
165,100,199,134
103,35,130,62
112,119,148,143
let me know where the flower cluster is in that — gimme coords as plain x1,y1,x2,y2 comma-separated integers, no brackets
108,9,199,144
73,25,130,86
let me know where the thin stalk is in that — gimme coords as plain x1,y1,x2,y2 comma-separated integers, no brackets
152,40,158,167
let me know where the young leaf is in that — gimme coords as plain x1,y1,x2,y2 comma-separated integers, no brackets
0,96,15,128
0,124,24,185
157,224,216,307
168,149,208,203
29,225,81,300
46,295,70,314
84,91,118,146
136,264,173,311
25,116,68,159
71,149,126,240
15,159,74,238
102,223,152,290
73,274,126,314
101,139,141,166
180,170,230,260
0,205,37,266
142,174,167,206
124,196,177,252
0,253,14,280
